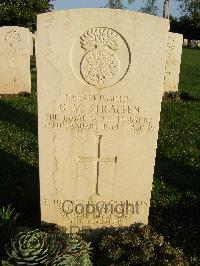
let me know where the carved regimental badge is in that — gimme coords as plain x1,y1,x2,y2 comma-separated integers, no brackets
167,37,175,51
5,30,21,48
167,37,176,63
71,27,131,89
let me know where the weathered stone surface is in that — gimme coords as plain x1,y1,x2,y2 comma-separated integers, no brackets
0,26,31,94
164,32,183,92
37,9,169,232
29,31,34,56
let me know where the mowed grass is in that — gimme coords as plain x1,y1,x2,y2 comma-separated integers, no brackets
179,48,200,97
0,49,199,258
150,48,200,258
0,66,39,225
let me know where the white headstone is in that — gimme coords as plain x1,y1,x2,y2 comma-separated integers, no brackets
183,39,188,47
191,40,197,48
0,26,31,94
37,9,169,232
164,32,183,92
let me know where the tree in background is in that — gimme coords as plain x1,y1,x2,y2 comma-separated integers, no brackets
178,0,200,27
170,0,200,39
106,0,165,17
106,0,124,9
106,0,134,9
170,15,200,39
163,0,170,18
0,0,53,31
140,0,158,15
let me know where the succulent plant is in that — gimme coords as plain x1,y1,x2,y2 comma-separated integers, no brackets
66,234,92,257
51,255,77,266
50,234,93,266
51,254,92,266
2,228,93,266
3,229,63,265
76,254,93,266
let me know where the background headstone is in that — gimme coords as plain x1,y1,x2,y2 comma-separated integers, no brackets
37,9,169,232
29,31,34,56
164,32,183,92
191,40,197,48
34,31,37,70
183,38,188,47
0,26,31,94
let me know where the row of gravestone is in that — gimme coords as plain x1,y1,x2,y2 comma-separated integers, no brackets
1,9,184,233
0,25,183,96
183,39,200,48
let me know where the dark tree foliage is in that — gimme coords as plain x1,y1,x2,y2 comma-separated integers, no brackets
178,0,200,28
170,15,200,40
0,0,53,31
140,0,158,15
106,0,124,9
106,0,134,9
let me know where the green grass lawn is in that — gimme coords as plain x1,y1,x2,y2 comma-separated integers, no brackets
0,67,39,226
150,48,200,259
179,48,200,97
0,49,199,260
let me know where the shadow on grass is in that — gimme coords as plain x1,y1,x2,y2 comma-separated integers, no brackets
0,100,37,136
154,152,200,193
0,149,40,226
150,153,200,257
150,203,200,258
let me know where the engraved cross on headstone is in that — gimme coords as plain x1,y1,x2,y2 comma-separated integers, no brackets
77,135,117,196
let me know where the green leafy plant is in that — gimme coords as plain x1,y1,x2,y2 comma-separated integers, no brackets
51,254,92,266
76,254,92,266
2,229,63,265
51,255,77,266
155,243,188,265
0,205,20,257
50,234,93,266
65,234,92,257
0,205,20,225
2,228,93,266
99,223,188,265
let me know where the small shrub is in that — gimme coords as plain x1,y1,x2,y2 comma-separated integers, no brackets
65,234,92,256
0,205,19,226
76,254,93,266
2,227,93,265
162,91,181,102
51,255,77,266
99,223,188,265
52,254,92,266
155,243,187,265
2,229,63,265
